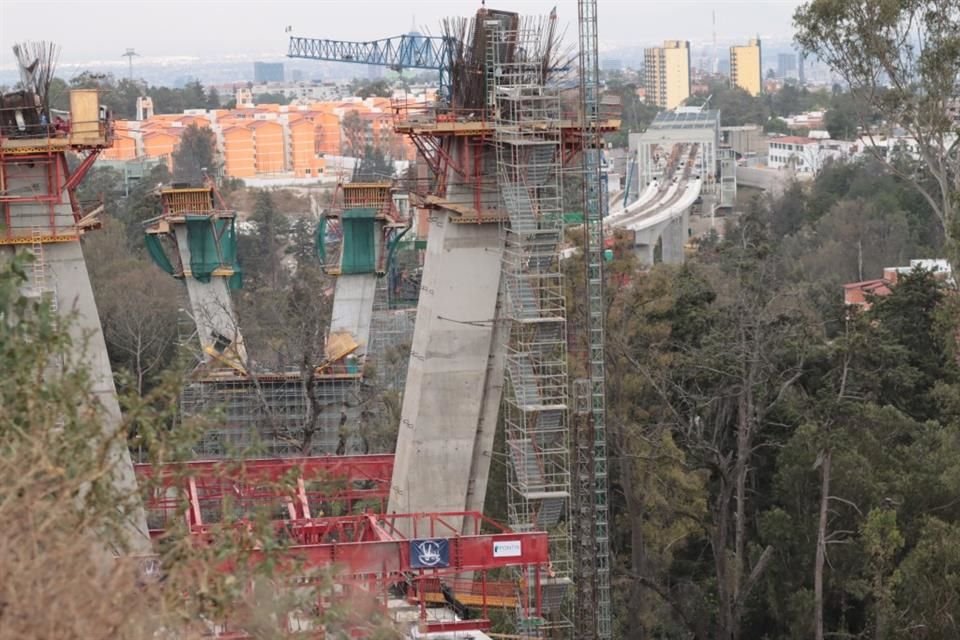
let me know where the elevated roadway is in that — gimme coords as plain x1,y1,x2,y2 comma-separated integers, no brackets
605,142,703,264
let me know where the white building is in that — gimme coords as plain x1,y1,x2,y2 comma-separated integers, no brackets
767,136,822,173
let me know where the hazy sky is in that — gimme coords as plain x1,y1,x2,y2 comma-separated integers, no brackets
0,0,804,67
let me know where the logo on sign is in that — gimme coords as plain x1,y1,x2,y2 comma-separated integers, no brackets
493,540,522,558
410,538,450,568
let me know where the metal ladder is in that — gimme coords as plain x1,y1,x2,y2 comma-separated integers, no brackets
29,228,57,312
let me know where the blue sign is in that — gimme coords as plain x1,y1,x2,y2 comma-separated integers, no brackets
410,538,450,569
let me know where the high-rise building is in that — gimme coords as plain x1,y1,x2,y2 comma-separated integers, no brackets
644,40,691,110
777,53,797,79
254,62,285,83
798,52,806,85
730,38,762,96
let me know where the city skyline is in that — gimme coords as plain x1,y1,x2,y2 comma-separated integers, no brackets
1,0,805,70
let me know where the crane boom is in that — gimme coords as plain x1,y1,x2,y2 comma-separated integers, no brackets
287,34,453,97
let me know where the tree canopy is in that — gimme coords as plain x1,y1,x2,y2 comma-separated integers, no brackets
795,0,960,257
172,123,220,184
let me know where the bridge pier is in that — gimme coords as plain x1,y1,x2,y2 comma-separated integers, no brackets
630,206,689,266
661,208,689,265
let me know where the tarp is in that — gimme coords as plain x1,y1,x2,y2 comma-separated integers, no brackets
184,215,241,287
316,217,326,263
341,217,375,274
144,234,175,275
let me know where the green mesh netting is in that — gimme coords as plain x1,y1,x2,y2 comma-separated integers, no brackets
316,217,326,263
185,215,241,285
144,234,175,275
341,217,375,274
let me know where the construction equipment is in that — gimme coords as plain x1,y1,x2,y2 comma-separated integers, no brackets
291,5,621,636
288,33,454,99
573,0,612,637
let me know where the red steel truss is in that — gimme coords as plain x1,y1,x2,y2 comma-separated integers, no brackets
135,454,394,535
137,457,551,636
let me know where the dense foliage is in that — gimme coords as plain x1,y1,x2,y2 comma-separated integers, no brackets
599,159,960,639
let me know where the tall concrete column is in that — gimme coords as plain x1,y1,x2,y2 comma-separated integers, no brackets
173,226,247,365
388,215,505,530
329,274,378,356
661,209,689,265
53,241,152,553
2,152,151,553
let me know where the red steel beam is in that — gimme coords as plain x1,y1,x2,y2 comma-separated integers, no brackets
136,455,394,533
222,513,549,576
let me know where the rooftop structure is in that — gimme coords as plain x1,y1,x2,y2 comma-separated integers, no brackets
630,107,720,190
844,259,954,310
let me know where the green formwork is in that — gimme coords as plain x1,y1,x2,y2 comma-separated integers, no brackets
143,215,241,288
183,215,242,286
340,207,377,274
341,218,376,274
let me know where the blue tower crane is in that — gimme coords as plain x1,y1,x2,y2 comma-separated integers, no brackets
287,34,454,100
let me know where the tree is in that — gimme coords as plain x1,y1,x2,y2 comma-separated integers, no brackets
181,80,207,109
353,145,394,181
341,110,365,156
764,117,790,135
822,93,871,141
85,225,182,396
253,91,290,106
604,80,659,147
287,216,319,271
172,123,220,184
689,82,770,126
206,85,222,109
795,0,960,258
601,212,818,639
241,189,289,290
352,78,392,98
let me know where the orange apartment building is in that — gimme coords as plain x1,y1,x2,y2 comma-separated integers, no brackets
100,98,420,180
222,125,256,178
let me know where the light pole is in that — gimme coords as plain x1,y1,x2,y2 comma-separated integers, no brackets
122,48,139,83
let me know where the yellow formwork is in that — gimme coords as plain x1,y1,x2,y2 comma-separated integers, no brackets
160,187,215,215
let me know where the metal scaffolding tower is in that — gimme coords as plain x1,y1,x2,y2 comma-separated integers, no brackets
574,0,612,637
491,16,573,634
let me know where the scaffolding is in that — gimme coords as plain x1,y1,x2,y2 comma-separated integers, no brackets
179,371,364,459
491,19,573,634
368,273,416,393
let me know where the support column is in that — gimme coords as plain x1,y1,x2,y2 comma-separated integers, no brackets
25,239,151,553
173,225,247,364
329,273,378,356
661,208,689,265
388,215,504,530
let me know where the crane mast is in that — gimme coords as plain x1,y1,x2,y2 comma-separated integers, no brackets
574,0,612,637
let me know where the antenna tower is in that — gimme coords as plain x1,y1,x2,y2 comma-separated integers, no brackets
122,48,139,82
713,11,718,74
